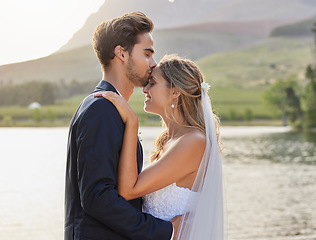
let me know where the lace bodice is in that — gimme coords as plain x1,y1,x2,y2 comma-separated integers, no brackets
142,183,198,221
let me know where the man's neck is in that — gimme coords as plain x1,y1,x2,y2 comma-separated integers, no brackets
102,71,134,101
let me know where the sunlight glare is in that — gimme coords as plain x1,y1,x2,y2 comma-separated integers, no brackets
12,0,55,11
0,0,104,65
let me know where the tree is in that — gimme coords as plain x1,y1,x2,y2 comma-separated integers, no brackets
301,22,316,129
32,109,43,122
228,109,238,121
0,81,56,106
40,82,55,105
244,108,253,121
284,86,303,123
302,65,316,128
46,108,57,122
262,76,302,126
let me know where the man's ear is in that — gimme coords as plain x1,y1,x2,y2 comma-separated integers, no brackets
114,45,125,62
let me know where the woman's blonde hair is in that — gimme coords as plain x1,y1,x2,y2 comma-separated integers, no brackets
150,55,222,162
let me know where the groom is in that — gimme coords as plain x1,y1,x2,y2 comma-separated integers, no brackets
64,12,175,240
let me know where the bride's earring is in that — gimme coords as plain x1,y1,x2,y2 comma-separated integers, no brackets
171,104,175,108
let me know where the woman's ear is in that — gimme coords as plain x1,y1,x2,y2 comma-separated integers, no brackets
114,45,125,62
172,88,181,100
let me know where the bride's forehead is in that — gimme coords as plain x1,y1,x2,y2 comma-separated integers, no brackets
152,67,163,78
151,72,166,84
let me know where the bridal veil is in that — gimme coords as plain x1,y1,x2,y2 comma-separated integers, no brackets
176,83,225,240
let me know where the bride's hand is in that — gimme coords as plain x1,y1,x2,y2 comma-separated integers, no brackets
93,91,138,125
170,215,182,239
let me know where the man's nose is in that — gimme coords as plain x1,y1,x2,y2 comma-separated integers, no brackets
150,57,157,68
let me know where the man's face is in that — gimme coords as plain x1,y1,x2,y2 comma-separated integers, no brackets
126,32,157,87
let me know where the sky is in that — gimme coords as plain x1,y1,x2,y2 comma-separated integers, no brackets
0,0,105,66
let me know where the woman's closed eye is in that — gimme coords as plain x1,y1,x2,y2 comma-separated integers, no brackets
147,79,155,87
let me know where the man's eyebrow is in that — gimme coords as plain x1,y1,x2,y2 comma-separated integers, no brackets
144,48,155,53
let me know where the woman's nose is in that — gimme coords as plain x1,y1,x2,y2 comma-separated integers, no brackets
143,85,148,94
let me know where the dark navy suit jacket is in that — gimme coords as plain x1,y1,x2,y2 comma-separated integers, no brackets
65,80,172,240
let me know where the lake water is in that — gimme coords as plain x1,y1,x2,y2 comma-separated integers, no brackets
0,126,315,240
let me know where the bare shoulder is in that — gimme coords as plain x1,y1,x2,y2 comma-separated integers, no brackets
182,129,206,145
169,129,206,170
176,129,206,154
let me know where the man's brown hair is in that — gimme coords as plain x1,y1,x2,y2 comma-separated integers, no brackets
93,12,154,69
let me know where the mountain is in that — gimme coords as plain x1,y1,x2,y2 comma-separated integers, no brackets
271,15,316,37
1,0,316,86
58,0,316,53
197,37,312,88
0,45,99,85
0,26,263,85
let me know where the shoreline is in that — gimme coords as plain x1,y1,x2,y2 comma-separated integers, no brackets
0,119,285,128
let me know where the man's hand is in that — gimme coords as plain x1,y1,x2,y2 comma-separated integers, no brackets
170,215,182,239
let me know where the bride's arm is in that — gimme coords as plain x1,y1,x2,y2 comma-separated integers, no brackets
94,91,206,201
93,91,140,199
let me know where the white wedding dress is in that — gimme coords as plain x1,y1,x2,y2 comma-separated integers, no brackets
142,183,198,221
142,84,224,239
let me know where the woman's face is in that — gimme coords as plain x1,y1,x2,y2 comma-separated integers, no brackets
142,67,173,116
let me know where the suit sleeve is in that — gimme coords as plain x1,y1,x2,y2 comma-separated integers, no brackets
76,98,173,240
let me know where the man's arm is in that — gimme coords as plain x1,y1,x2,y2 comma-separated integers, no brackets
76,98,173,240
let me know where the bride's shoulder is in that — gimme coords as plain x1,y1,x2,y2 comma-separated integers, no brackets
185,128,205,139
169,129,206,168
179,129,206,150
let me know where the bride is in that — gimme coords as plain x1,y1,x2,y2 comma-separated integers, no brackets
94,55,225,239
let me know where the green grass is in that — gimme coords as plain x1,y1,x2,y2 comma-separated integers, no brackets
55,94,87,105
222,120,283,126
0,36,312,127
209,87,272,120
0,95,84,126
0,87,273,127
197,37,312,88
129,87,273,123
